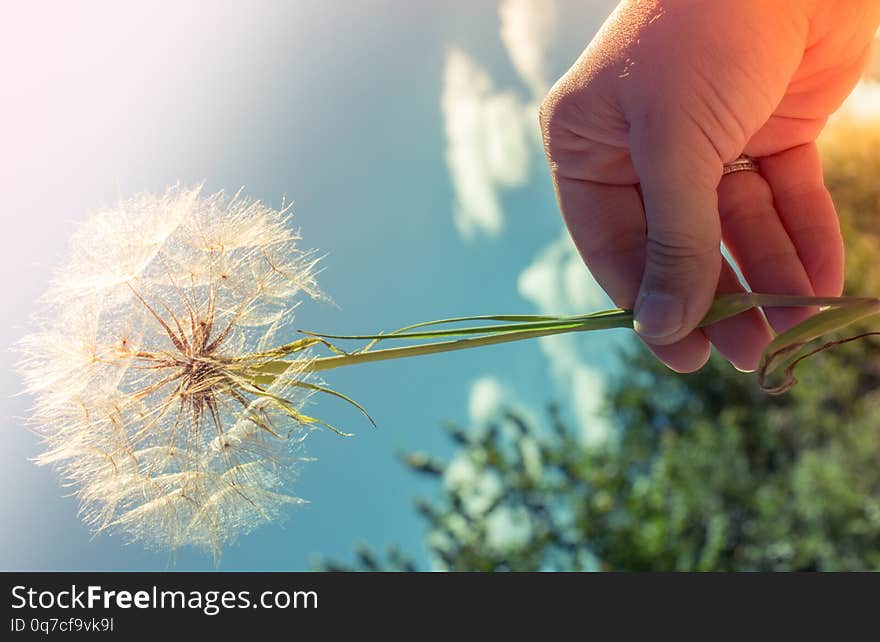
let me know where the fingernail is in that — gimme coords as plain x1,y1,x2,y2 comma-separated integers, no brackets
634,292,685,339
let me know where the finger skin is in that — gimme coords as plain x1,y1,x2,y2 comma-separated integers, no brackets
555,176,768,373
555,177,712,370
645,330,710,374
718,167,817,334
701,259,772,373
758,143,844,298
554,177,645,309
627,116,723,346
650,258,773,374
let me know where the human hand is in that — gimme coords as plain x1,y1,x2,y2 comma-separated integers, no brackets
540,0,880,372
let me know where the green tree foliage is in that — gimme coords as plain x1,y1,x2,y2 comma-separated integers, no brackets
317,120,880,571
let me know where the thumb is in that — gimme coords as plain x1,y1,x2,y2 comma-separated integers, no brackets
630,125,723,345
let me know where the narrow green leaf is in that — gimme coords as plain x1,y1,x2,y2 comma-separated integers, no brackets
301,310,633,342
288,380,377,429
758,298,880,393
227,374,355,437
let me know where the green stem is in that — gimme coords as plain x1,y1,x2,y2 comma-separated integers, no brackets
252,293,880,380
255,311,634,376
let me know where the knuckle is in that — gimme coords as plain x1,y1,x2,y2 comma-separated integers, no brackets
539,87,583,154
646,232,719,268
538,85,569,133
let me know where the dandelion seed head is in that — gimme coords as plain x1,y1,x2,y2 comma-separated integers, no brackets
18,185,324,557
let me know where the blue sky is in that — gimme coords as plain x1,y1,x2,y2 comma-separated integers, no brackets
0,0,750,571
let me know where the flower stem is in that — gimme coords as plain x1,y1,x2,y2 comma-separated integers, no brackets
256,311,634,376
252,293,880,381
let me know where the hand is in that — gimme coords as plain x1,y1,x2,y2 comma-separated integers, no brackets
540,0,880,372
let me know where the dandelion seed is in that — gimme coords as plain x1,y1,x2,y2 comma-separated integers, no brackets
18,185,324,558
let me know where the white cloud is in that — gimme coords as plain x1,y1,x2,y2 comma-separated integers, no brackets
442,48,531,240
443,2,618,442
518,232,609,317
441,1,568,241
518,233,613,446
441,1,622,239
467,375,508,425
499,0,559,98
570,364,610,446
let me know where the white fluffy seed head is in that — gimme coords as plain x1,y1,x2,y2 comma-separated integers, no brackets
18,185,325,558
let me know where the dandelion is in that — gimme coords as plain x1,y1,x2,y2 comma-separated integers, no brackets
18,184,880,558
19,185,331,557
